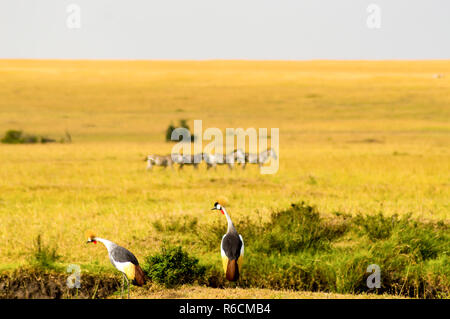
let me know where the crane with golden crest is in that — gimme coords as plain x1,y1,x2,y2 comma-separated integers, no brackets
211,199,244,282
86,232,146,298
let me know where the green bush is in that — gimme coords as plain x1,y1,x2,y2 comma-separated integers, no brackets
193,202,449,298
1,130,26,144
353,212,398,240
1,130,62,144
165,123,176,142
165,120,196,142
30,235,61,270
40,136,56,144
143,245,205,287
260,203,349,253
393,219,449,261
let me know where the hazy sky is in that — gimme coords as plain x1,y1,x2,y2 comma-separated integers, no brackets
0,0,449,60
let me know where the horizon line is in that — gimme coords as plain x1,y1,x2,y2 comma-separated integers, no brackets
1,58,449,63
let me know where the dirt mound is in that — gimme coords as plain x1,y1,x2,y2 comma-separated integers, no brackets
0,269,120,299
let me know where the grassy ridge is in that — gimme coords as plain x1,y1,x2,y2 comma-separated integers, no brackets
153,202,449,298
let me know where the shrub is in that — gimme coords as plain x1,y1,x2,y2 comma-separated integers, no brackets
165,120,196,142
143,245,205,287
393,219,449,261
21,134,39,144
165,123,176,142
1,130,62,144
40,137,56,144
353,212,398,240
1,130,26,144
259,202,349,253
179,119,189,131
354,212,449,261
30,235,61,270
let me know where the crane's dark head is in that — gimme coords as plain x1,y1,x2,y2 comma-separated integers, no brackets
212,202,224,214
86,232,97,244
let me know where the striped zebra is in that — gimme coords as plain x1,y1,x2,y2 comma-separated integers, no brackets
178,153,203,170
145,154,174,170
233,149,246,168
242,148,277,169
203,153,232,170
204,149,245,170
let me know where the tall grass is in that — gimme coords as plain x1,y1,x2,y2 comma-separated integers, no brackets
29,234,61,270
190,203,449,298
0,60,448,298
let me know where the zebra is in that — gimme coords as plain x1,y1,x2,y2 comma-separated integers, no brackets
145,154,174,170
203,153,220,170
170,153,183,165
233,149,246,168
178,153,203,170
204,149,245,170
242,148,277,169
204,153,234,170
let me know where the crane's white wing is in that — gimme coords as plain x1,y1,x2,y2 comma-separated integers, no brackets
220,234,226,257
239,234,244,257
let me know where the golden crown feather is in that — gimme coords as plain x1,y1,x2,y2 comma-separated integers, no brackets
216,196,229,207
85,230,97,240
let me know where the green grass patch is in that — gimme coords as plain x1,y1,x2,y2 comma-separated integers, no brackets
193,202,449,298
29,234,62,270
152,216,198,234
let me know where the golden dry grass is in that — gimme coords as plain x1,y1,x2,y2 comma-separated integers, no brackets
118,284,407,299
0,59,449,298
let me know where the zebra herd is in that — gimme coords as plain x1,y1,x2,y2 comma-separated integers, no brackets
145,148,277,171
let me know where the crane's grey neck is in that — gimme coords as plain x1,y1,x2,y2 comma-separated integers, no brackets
94,237,117,252
221,207,237,234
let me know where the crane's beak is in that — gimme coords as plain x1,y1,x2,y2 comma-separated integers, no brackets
211,207,217,211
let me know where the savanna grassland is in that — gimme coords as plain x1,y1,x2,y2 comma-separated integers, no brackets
0,60,449,298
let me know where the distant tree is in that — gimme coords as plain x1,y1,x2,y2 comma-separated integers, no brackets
165,122,176,142
1,130,24,144
165,120,196,142
1,130,63,144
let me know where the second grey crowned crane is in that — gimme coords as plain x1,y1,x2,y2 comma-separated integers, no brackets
211,201,244,281
86,233,146,298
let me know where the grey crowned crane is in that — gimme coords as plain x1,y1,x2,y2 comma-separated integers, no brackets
211,202,244,281
86,233,146,298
